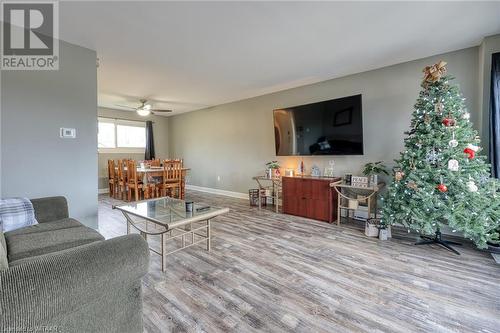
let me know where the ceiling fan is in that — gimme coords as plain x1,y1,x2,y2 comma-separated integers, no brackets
115,99,172,116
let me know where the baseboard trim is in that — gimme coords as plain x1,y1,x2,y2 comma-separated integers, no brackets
186,184,248,200
98,188,109,194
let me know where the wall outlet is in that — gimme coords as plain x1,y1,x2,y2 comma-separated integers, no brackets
217,176,221,182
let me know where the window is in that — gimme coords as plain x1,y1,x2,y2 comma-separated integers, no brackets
98,121,115,148
117,124,146,148
98,118,146,153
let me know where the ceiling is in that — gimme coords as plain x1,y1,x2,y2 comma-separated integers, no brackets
59,1,500,115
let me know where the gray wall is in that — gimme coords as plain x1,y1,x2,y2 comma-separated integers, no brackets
97,107,170,190
1,41,98,227
169,47,480,194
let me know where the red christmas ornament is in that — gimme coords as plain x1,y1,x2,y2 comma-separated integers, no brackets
436,184,448,193
464,147,475,159
442,118,456,127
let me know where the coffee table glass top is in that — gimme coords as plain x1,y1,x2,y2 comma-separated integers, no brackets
114,197,225,226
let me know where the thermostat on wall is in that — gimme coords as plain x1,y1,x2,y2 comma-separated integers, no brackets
60,128,76,138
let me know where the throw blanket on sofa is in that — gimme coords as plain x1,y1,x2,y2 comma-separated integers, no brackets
0,198,38,232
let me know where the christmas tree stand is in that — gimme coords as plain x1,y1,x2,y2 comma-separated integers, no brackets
415,230,462,255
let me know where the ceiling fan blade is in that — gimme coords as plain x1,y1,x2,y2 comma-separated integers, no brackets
115,104,138,110
151,109,172,113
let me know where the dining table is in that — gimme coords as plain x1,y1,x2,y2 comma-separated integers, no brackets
116,166,190,199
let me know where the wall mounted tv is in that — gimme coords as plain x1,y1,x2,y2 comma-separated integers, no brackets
273,94,363,156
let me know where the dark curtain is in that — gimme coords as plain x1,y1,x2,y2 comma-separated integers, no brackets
145,120,155,160
490,53,500,178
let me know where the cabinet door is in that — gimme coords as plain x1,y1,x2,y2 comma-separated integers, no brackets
308,199,330,221
299,179,312,198
310,180,329,199
282,177,299,196
283,196,298,216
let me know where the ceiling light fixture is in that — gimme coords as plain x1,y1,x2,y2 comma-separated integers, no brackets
137,109,151,116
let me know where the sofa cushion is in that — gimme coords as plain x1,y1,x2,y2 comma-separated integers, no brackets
5,218,82,237
5,226,104,262
30,196,69,223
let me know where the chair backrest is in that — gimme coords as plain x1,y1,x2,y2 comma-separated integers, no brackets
107,160,116,180
116,159,127,182
149,159,161,167
127,160,138,184
162,159,182,182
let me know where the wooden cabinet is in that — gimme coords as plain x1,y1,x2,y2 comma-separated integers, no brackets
282,176,340,223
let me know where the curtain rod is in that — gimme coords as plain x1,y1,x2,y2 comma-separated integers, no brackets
99,116,155,124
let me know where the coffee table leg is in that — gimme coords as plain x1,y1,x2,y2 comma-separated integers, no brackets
161,233,166,272
191,222,194,245
206,219,211,251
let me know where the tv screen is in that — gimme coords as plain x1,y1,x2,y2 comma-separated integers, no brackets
273,94,363,156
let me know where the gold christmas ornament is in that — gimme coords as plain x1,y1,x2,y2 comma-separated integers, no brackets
424,114,431,124
434,102,444,114
423,60,447,84
407,181,418,190
395,171,405,181
409,159,416,170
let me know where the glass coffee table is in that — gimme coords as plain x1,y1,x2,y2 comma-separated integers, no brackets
113,197,229,271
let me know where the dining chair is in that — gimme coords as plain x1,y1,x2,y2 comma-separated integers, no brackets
149,159,161,167
116,159,128,200
107,160,117,197
126,160,147,201
159,159,182,199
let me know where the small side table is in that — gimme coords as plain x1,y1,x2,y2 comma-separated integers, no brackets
253,176,282,213
330,181,385,225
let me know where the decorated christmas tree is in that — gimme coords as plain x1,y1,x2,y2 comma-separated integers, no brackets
382,61,500,253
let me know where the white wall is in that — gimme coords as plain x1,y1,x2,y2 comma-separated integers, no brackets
1,41,98,227
169,47,480,194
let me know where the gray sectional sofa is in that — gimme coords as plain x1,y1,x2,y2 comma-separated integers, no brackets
0,196,150,333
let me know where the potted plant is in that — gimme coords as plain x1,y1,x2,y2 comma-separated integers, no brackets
362,161,389,187
266,161,281,178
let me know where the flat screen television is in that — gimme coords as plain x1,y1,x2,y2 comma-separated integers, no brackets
273,94,363,156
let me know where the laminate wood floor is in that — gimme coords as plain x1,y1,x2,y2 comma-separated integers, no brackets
98,191,500,333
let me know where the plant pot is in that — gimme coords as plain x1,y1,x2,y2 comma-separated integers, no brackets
379,228,388,241
273,168,281,178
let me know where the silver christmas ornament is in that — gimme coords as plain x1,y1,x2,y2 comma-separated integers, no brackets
466,180,478,192
448,159,459,171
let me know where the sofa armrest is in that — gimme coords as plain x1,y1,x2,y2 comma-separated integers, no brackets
30,196,69,223
0,234,150,332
